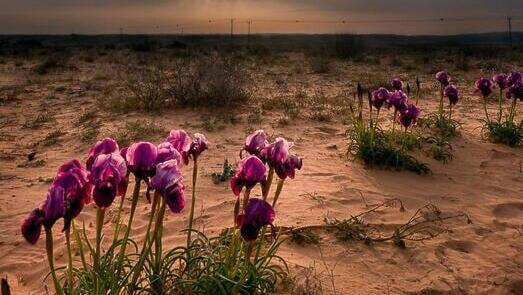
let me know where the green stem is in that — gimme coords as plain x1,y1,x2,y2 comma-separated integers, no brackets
262,168,274,200
72,221,87,270
448,105,453,121
509,98,518,122
45,227,64,295
271,179,285,209
498,88,503,122
186,158,198,251
439,85,444,119
392,110,397,134
116,177,141,276
483,95,491,123
94,207,105,294
65,228,74,295
154,199,166,268
112,188,127,243
129,192,160,290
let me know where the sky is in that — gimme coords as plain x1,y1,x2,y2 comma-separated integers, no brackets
1,0,522,35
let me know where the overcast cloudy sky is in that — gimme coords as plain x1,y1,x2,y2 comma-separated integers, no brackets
1,0,522,35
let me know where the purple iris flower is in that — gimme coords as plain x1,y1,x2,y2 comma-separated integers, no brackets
126,142,158,179
275,155,303,180
391,78,403,91
444,85,459,105
86,138,119,170
436,71,450,86
166,130,191,165
189,133,208,161
399,103,420,129
90,153,128,209
475,78,493,97
260,138,292,168
243,130,268,157
371,87,390,110
493,73,508,90
507,81,523,101
156,142,183,165
230,156,267,196
239,198,275,242
387,90,408,111
21,186,65,244
507,71,522,87
150,159,186,213
53,161,92,230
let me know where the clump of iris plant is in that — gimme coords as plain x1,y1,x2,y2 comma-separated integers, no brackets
479,72,523,146
347,81,429,174
22,126,297,294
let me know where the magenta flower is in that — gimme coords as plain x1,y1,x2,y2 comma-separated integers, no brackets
156,142,183,165
275,155,302,180
391,78,403,91
239,198,275,242
493,73,508,90
436,71,450,86
189,133,208,161
475,78,493,97
21,186,65,244
126,142,158,179
166,130,191,165
260,138,292,168
90,153,127,209
507,71,522,87
230,156,267,196
53,161,92,230
243,130,268,157
371,87,390,110
150,159,185,213
387,90,408,111
444,85,459,105
21,208,44,244
507,81,523,101
86,138,119,170
399,103,420,129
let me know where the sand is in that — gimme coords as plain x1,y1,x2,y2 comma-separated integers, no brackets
0,53,522,294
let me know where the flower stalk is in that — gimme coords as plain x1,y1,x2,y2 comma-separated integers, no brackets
186,157,198,250
44,227,64,295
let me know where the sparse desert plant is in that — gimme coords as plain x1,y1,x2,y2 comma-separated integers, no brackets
309,56,331,74
112,120,166,147
211,158,235,184
42,129,64,146
121,63,172,111
22,112,53,129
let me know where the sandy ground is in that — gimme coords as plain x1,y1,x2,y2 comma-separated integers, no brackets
0,52,522,294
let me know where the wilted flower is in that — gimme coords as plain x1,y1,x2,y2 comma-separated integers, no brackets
86,138,119,170
274,155,302,180
126,142,158,179
189,133,208,161
90,153,127,209
387,90,408,111
166,130,191,165
391,78,403,91
507,81,523,101
444,85,459,105
260,138,292,168
243,130,268,157
436,71,450,86
493,73,508,90
21,186,65,244
239,198,275,242
156,142,183,165
150,159,185,213
230,156,267,196
399,103,420,129
371,87,389,110
507,71,522,87
475,78,493,97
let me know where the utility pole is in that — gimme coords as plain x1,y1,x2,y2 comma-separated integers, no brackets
230,18,234,38
507,16,513,48
247,20,252,45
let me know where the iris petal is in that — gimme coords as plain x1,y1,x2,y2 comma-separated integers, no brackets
21,208,43,245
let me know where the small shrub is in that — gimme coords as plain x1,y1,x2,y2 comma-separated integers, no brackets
247,108,263,124
309,56,331,74
42,130,65,146
211,159,235,184
482,120,523,147
23,112,53,129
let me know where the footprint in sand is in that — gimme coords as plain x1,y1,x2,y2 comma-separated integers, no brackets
492,202,523,218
